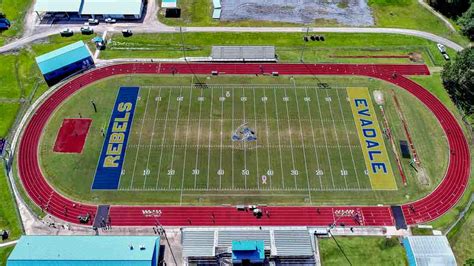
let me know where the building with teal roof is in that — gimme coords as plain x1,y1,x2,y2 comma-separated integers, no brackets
7,235,160,266
35,41,94,86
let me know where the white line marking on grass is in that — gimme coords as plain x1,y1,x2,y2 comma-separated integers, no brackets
155,89,173,189
292,82,312,203
252,87,260,189
231,87,235,189
314,87,336,189
242,87,247,189
206,87,214,189
304,86,323,189
193,88,205,189
129,88,151,189
168,87,184,189
282,87,297,189
272,88,286,189
263,88,273,188
325,89,348,189
143,87,162,189
336,89,361,189
219,87,224,189
179,85,195,205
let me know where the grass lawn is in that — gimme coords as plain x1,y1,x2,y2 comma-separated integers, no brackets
0,246,14,265
102,32,452,66
449,203,474,265
0,0,33,45
319,236,407,265
36,74,448,205
0,170,21,240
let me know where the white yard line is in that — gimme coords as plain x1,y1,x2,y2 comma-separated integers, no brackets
168,87,184,189
206,87,214,189
325,89,348,189
272,88,286,189
252,88,261,189
219,87,224,189
304,86,323,189
143,87,162,189
336,89,361,189
129,88,151,189
193,88,205,189
231,87,235,188
282,87,297,188
292,84,312,203
262,88,273,188
242,87,247,189
155,89,173,189
179,85,195,205
314,87,336,189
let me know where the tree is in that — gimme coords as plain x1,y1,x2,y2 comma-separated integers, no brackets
428,0,470,17
441,47,474,116
458,2,474,40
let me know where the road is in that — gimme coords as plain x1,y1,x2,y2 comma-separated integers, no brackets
0,25,465,54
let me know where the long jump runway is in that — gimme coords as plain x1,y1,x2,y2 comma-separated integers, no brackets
17,63,470,227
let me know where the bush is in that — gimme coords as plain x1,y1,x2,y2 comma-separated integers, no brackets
458,3,474,40
380,237,399,249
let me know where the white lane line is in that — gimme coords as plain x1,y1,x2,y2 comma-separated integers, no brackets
193,88,204,189
325,89,348,189
252,87,260,189
143,87,162,189
283,86,297,188
314,87,336,189
155,89,173,189
304,86,323,189
130,88,151,189
292,83,312,203
263,88,273,188
206,87,214,189
168,87,184,189
272,87,286,189
179,85,195,205
336,89,361,189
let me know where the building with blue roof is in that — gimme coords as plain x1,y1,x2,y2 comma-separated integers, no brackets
35,41,94,86
7,235,160,266
232,240,265,264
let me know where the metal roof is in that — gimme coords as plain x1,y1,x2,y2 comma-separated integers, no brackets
81,0,143,15
182,230,216,258
218,230,271,247
213,0,221,8
7,235,159,264
211,46,276,61
212,8,221,19
35,41,92,74
404,236,456,266
161,0,177,8
274,230,314,257
34,0,82,12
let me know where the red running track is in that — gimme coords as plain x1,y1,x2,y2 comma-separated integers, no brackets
17,63,470,227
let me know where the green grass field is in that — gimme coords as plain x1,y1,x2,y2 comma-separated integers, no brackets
37,74,448,205
319,236,407,265
0,246,14,266
0,170,22,241
102,32,453,67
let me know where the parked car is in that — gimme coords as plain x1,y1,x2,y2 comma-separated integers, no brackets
105,18,116,23
437,43,446,53
80,26,94,35
60,28,73,37
88,18,99,25
442,53,450,61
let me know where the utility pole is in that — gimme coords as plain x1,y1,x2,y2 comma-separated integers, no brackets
155,217,178,265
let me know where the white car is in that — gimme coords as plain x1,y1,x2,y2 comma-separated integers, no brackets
105,18,116,23
437,43,446,53
88,18,99,25
442,53,450,61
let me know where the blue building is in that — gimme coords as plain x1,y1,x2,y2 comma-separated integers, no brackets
35,41,94,86
7,235,160,266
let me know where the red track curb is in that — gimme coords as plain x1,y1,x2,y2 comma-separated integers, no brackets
17,63,470,227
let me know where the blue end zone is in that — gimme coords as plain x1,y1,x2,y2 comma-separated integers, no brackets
92,87,139,190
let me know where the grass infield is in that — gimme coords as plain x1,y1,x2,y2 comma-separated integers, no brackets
36,74,448,206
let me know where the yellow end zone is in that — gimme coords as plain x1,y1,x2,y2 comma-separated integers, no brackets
347,87,397,190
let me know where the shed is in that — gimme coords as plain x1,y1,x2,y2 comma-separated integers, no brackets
403,236,456,266
161,0,177,8
35,41,94,86
81,0,144,18
7,235,160,266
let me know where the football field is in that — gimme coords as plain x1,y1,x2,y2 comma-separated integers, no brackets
117,84,390,199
